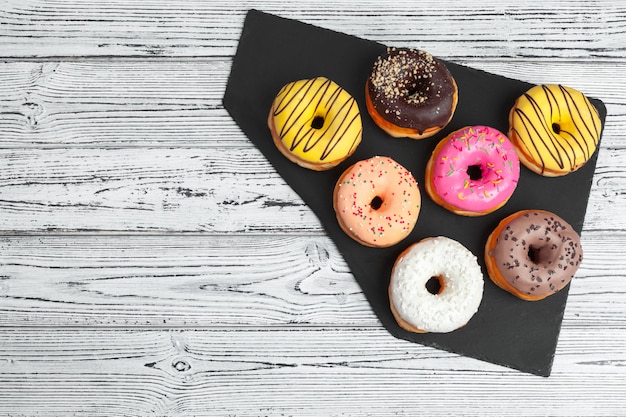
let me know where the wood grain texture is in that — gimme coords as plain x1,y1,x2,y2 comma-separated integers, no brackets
0,328,624,417
0,234,366,326
0,59,623,148
0,233,624,327
0,147,623,232
1,0,625,59
0,147,312,233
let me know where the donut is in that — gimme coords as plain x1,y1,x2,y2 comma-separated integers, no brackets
333,156,420,248
268,77,362,170
484,210,583,301
365,47,458,140
389,236,484,333
425,125,521,216
508,84,602,177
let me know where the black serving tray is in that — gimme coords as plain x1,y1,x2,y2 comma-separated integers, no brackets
223,9,606,376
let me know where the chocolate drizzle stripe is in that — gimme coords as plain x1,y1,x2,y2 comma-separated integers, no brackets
302,86,344,152
543,84,561,121
277,78,331,139
279,78,329,140
273,77,314,117
272,77,361,161
559,85,600,152
512,85,598,173
295,85,341,151
555,86,590,160
273,81,300,115
531,90,576,168
513,103,568,171
319,101,361,160
274,78,316,137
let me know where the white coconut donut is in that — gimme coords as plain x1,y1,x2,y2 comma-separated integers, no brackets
389,236,484,333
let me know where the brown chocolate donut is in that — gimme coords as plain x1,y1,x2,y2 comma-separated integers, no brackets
484,210,583,301
365,47,458,139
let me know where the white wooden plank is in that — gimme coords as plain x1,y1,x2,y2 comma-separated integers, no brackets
0,146,313,233
0,60,242,147
0,233,623,327
0,59,622,148
0,234,367,326
0,147,622,233
0,0,625,59
0,328,624,416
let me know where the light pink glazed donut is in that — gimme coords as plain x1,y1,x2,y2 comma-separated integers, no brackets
333,156,421,247
425,125,520,216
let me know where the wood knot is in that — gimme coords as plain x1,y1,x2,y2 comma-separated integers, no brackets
21,100,44,128
172,358,191,372
304,240,329,268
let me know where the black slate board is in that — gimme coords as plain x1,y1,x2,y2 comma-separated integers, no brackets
223,9,607,376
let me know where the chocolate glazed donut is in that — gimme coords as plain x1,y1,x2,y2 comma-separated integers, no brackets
484,210,583,301
366,47,458,139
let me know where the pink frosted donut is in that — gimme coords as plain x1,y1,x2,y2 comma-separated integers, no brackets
333,156,421,247
425,125,520,216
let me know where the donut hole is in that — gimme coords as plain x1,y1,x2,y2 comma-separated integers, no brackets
311,115,325,130
528,245,552,264
426,275,445,295
552,122,561,134
466,164,483,181
405,86,429,104
528,246,539,263
370,196,383,210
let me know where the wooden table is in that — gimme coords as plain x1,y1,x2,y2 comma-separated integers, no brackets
1,1,625,415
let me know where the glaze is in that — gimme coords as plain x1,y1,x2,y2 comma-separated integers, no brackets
425,126,520,216
485,210,583,301
389,236,484,333
333,156,420,247
269,77,362,170
366,47,457,139
509,84,601,176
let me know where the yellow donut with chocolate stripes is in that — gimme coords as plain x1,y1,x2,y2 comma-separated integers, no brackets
508,84,602,177
268,77,362,170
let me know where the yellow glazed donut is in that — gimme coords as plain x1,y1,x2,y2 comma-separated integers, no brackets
268,77,362,170
508,84,602,177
